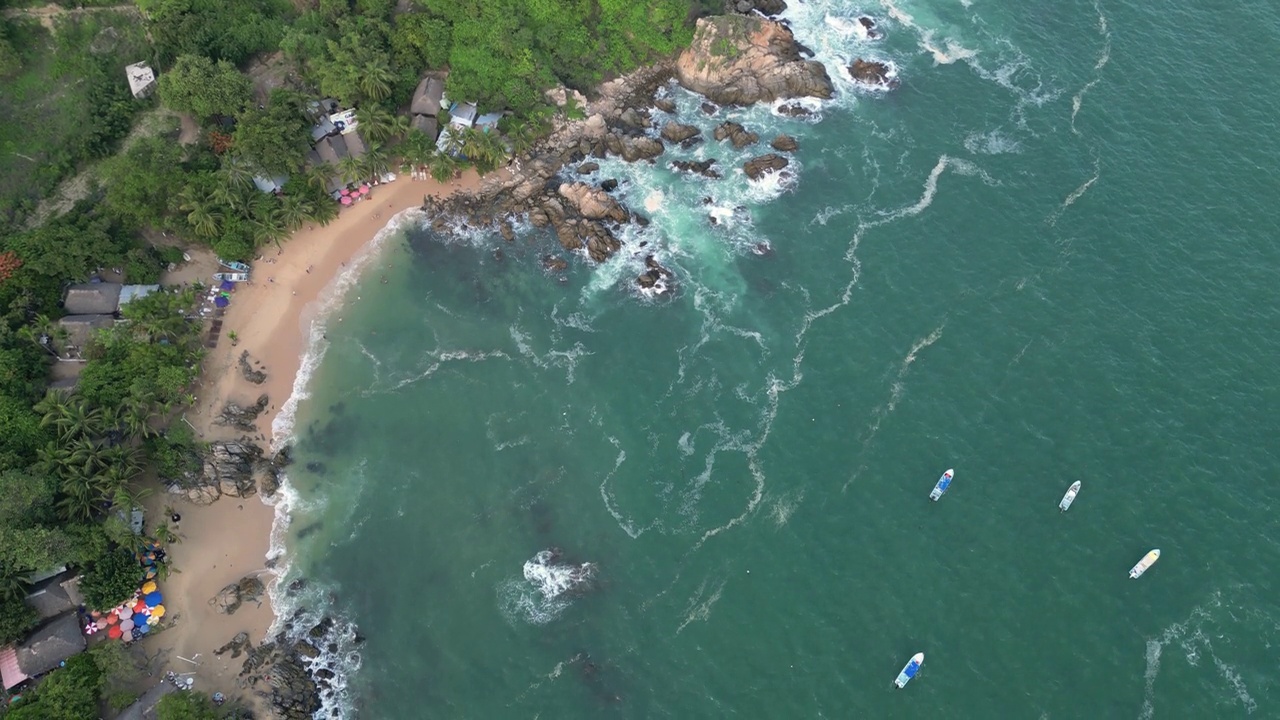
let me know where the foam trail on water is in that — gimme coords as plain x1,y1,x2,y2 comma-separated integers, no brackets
1071,0,1113,134
843,323,946,490
676,575,728,634
1047,154,1101,226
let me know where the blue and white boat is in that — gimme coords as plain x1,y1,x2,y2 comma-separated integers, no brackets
894,652,924,688
218,258,251,272
929,469,954,501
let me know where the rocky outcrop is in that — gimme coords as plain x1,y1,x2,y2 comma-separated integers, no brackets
771,134,798,152
577,161,599,174
214,631,252,659
676,16,833,106
603,134,665,162
636,255,674,291
858,16,884,40
542,255,569,272
660,121,701,143
743,153,790,180
237,611,363,720
556,219,623,263
238,351,266,384
214,394,268,432
733,0,787,15
848,58,898,88
713,121,759,149
671,159,721,179
558,183,628,222
210,575,265,615
776,103,813,117
653,97,677,113
203,441,262,499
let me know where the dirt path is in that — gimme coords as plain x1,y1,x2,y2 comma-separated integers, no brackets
2,3,140,32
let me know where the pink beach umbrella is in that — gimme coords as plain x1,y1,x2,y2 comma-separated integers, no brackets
340,188,350,196
122,629,133,642
359,184,370,194
95,618,108,630
340,196,352,205
120,618,135,631
118,606,132,619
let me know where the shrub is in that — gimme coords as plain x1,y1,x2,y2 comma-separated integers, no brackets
79,547,143,610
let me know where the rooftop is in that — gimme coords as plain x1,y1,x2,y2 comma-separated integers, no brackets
125,62,156,98
64,282,122,315
411,76,445,116
16,613,85,678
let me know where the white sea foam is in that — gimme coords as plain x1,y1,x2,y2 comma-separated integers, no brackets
676,576,727,634
498,550,596,626
1047,154,1100,226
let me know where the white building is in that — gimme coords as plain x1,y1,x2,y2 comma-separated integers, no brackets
125,62,156,99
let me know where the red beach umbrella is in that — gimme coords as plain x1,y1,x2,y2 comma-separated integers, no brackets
107,625,122,639
106,613,119,625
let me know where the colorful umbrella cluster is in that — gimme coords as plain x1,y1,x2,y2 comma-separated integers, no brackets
88,584,166,642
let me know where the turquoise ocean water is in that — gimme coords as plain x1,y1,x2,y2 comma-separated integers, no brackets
268,1,1280,717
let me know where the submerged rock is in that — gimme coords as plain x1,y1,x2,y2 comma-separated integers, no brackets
676,16,834,106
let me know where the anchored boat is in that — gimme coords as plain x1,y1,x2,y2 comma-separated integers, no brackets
929,469,954,501
212,272,249,283
218,258,251,272
894,652,924,688
1059,481,1081,511
1129,549,1161,579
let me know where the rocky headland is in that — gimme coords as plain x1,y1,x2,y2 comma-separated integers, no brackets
422,12,853,291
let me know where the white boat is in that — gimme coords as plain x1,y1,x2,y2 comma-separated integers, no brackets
1129,549,1161,579
218,258,251,272
1059,481,1081,512
212,272,249,283
894,652,924,688
929,469,954,501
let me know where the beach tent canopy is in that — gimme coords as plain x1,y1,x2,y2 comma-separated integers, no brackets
219,280,236,291
214,296,230,308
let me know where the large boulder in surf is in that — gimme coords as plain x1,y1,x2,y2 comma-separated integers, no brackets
771,134,798,152
713,121,759,149
743,153,790,180
558,182,628,223
203,441,264,499
676,15,834,106
671,159,721,179
660,121,701,143
848,58,898,89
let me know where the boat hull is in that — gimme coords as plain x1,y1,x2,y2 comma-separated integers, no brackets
929,470,954,501
894,652,925,688
1059,481,1081,511
1129,549,1161,579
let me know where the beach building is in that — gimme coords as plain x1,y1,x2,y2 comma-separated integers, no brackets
56,314,114,359
252,174,290,193
448,101,478,128
0,613,86,689
125,62,156,98
475,112,504,132
345,131,366,158
64,282,123,315
411,114,438,140
411,77,445,117
24,572,83,621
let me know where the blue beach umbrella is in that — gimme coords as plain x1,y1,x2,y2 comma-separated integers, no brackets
144,591,163,607
134,622,149,635
219,280,236,291
214,295,230,308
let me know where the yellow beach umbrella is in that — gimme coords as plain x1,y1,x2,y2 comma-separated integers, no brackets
141,581,157,594
150,604,165,619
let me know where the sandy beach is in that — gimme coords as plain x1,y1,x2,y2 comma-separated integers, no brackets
141,168,486,708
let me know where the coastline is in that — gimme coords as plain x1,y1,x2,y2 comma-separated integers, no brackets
143,168,487,710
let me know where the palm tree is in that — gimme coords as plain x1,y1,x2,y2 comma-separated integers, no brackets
280,193,309,231
459,127,508,174
302,194,339,227
18,314,63,356
213,184,253,219
363,141,391,179
179,187,222,238
57,477,97,523
43,397,104,441
337,154,366,185
65,435,107,476
400,129,435,169
303,166,333,193
250,204,289,250
356,104,394,144
358,57,393,102
427,150,460,183
220,159,257,193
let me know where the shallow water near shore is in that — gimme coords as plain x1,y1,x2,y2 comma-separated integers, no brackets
271,0,1280,716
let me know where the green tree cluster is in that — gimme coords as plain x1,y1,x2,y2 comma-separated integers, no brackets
145,0,292,68
158,54,254,120
4,653,102,719
157,690,221,720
